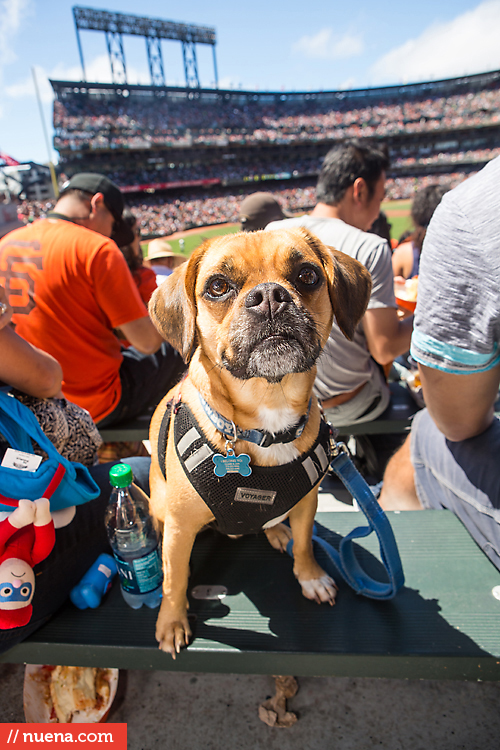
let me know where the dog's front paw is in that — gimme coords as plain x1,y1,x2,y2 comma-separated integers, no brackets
299,575,338,606
155,604,192,659
264,522,293,552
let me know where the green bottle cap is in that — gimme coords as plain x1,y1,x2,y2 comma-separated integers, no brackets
109,463,133,488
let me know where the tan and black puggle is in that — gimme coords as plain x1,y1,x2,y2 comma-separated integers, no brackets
148,228,371,657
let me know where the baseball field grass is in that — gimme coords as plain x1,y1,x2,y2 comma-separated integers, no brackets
384,199,412,242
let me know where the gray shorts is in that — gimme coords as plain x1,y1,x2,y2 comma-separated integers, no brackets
411,408,500,570
321,366,391,428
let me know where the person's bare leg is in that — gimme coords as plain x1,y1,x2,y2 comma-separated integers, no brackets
378,433,423,510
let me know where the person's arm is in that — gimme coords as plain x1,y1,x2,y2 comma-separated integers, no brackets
91,244,165,355
418,363,500,441
391,242,413,279
118,316,165,355
362,307,413,366
0,325,63,397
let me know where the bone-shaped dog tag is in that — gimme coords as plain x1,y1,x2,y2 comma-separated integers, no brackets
213,448,252,477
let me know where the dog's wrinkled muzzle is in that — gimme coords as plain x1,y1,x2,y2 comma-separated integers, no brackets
222,284,321,383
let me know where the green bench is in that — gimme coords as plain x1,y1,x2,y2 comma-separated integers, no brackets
337,382,420,437
98,411,153,443
2,510,500,682
98,383,421,445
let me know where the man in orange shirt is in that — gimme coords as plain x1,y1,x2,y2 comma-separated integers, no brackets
0,173,184,426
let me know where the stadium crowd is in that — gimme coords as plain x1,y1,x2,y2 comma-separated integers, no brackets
393,146,500,168
18,172,470,236
53,148,496,191
53,87,500,151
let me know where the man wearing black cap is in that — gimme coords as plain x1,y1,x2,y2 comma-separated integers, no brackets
0,173,184,426
55,172,135,246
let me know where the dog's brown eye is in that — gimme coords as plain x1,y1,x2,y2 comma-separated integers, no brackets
207,278,230,298
297,267,319,286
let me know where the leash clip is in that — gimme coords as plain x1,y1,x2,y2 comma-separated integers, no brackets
325,421,346,460
330,439,348,460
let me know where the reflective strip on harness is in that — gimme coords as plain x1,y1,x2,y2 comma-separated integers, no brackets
184,443,214,473
177,427,201,455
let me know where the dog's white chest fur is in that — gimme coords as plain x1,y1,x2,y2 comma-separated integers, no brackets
250,405,301,463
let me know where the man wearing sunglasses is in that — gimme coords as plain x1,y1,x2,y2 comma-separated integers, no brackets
0,173,185,427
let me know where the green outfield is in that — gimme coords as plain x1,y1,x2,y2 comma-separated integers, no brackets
384,199,413,242
142,223,238,258
142,200,413,257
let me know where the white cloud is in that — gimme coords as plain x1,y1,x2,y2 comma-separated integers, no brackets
0,0,32,69
0,0,33,118
371,0,500,84
218,76,237,89
5,55,152,104
293,27,364,61
338,77,357,91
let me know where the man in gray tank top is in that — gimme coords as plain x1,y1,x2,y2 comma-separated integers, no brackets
268,139,414,426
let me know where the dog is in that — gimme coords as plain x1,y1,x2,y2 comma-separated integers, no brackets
148,228,372,657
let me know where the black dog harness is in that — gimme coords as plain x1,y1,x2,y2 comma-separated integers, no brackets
157,400,332,536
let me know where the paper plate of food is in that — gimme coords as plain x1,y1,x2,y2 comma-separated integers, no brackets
394,276,418,312
23,665,118,723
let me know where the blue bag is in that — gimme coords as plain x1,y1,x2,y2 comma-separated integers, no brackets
0,390,100,512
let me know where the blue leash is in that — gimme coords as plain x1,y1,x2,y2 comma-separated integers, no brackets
287,438,405,600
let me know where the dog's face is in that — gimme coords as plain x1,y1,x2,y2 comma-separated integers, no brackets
149,228,371,384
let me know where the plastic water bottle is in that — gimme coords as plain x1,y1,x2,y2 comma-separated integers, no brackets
105,463,163,609
70,553,118,609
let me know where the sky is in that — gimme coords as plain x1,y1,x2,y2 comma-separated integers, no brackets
1,0,500,165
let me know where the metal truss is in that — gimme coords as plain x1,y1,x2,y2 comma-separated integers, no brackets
105,30,127,85
72,6,217,87
146,36,166,87
182,41,200,89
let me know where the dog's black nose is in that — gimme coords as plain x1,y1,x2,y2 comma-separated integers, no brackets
245,283,292,318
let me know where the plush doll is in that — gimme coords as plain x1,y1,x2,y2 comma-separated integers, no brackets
0,498,55,629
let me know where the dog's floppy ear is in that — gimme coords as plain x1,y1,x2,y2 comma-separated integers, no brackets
148,243,207,362
301,230,372,341
327,246,372,340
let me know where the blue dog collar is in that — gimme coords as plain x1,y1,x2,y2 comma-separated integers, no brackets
198,392,311,448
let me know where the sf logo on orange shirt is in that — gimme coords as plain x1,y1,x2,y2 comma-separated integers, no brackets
0,241,43,315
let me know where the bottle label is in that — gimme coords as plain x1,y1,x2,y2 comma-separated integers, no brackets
113,546,163,595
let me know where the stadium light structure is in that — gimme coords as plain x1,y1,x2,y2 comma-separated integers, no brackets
72,6,218,88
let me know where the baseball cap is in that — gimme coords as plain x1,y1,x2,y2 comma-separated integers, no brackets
60,173,134,246
239,192,289,231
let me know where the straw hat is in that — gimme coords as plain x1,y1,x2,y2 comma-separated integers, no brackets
144,238,186,266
